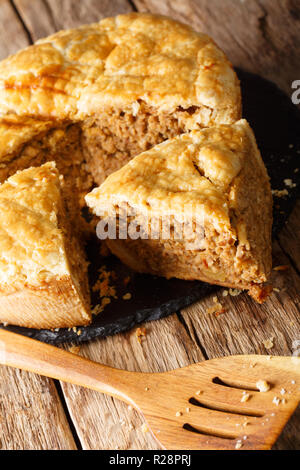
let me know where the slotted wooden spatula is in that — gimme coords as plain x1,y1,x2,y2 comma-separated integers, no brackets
0,328,299,450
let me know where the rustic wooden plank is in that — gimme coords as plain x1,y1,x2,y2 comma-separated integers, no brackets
179,241,300,449
0,0,31,58
133,0,300,95
14,0,133,41
0,365,77,449
61,315,204,449
0,0,77,450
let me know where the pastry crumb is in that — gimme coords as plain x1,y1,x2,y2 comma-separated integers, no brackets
272,189,289,198
256,380,270,392
263,337,274,350
235,440,243,449
136,327,147,343
69,345,81,355
206,301,226,316
141,422,149,433
273,396,280,406
284,178,296,188
123,292,132,300
241,393,251,402
229,288,241,297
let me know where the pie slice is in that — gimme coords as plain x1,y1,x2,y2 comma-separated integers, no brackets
86,119,273,302
0,162,91,329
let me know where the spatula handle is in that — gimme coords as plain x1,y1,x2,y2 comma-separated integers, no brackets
0,328,137,406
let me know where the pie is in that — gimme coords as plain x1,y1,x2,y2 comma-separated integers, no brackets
0,13,271,328
86,120,273,302
0,12,241,191
0,162,91,329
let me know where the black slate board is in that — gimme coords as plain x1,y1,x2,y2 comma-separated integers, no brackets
2,70,300,344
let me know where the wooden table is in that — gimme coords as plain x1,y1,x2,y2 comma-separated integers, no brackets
0,0,299,450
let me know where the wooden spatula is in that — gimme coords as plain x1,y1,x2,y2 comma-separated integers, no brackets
0,328,299,450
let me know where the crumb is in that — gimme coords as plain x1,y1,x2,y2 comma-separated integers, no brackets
195,390,202,395
93,266,117,299
272,189,289,198
141,423,149,433
229,288,241,297
273,396,280,406
213,296,218,303
284,178,296,188
263,337,274,350
273,265,289,271
249,284,273,303
186,407,190,413
145,387,149,391
215,307,226,317
175,411,182,417
222,290,229,297
241,393,251,402
273,287,280,292
206,301,226,316
77,329,82,336
123,293,132,300
256,380,270,392
91,296,111,316
69,345,81,355
280,388,286,395
235,440,243,449
136,327,147,344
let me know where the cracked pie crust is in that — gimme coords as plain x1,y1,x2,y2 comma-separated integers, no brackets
0,162,91,329
86,120,273,302
0,13,271,327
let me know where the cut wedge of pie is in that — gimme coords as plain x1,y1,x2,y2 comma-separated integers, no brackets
86,120,273,302
0,162,91,328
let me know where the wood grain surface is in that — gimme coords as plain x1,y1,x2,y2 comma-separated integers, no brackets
0,0,299,450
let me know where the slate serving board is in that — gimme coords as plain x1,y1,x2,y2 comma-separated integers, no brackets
2,69,300,344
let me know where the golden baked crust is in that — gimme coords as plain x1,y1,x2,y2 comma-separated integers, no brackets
0,115,55,161
86,120,273,297
0,13,241,130
0,162,91,328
